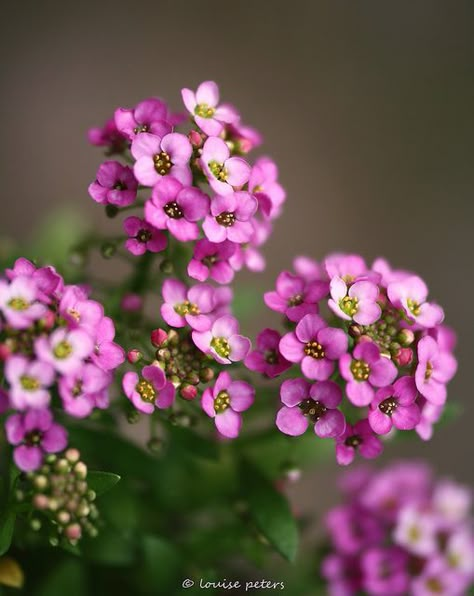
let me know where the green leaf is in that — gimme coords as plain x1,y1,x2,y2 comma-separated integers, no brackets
0,512,16,557
166,424,218,461
240,459,298,562
83,527,135,566
36,558,86,596
139,535,182,592
87,471,121,496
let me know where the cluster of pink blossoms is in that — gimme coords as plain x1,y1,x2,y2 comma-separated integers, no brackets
245,253,457,464
122,278,254,439
0,258,125,471
88,80,285,277
322,462,473,595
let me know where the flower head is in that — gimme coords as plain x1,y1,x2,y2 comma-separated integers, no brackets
192,315,251,364
244,328,291,378
123,216,167,256
88,161,138,207
201,136,250,195
203,191,257,244
181,81,239,136
122,365,174,414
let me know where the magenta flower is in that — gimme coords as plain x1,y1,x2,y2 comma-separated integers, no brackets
88,117,127,153
388,275,444,328
325,503,384,556
202,191,257,243
59,287,104,334
433,481,472,526
201,371,254,439
339,341,398,406
411,558,467,596
181,81,239,136
201,136,250,195
161,279,215,331
5,409,67,471
6,258,62,302
368,376,420,435
35,328,94,375
416,399,444,441
59,363,111,418
0,276,46,329
329,276,381,325
264,271,328,322
88,161,138,207
248,157,286,219
361,547,409,596
90,316,125,371
279,314,348,380
5,356,55,410
123,216,167,256
244,328,291,378
226,121,263,154
335,420,383,465
293,256,324,282
192,315,251,364
187,239,237,284
415,336,457,405
122,365,174,415
276,378,345,438
114,97,170,139
131,132,192,187
228,218,270,273
145,177,209,242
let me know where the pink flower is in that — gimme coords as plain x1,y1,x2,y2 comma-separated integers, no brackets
228,219,270,273
201,371,254,439
339,342,397,406
293,256,324,282
415,399,444,441
59,286,104,335
329,276,381,325
361,547,409,596
161,279,215,331
201,136,250,195
264,271,328,322
388,275,444,328
393,506,437,557
5,409,67,471
187,239,237,284
244,328,291,378
88,161,138,207
368,376,420,435
226,121,263,154
90,316,125,371
335,419,383,465
276,378,345,438
202,191,257,243
123,216,167,256
59,363,111,418
145,177,209,242
122,365,174,414
6,258,62,301
35,328,94,375
324,253,369,282
279,314,348,380
114,98,170,139
248,157,286,219
415,336,457,405
131,132,192,187
88,117,127,153
5,356,55,410
0,276,46,329
192,315,251,364
181,81,239,136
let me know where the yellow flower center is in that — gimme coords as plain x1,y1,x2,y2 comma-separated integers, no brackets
216,212,235,227
8,297,29,311
211,337,230,358
153,151,172,176
137,380,156,403
209,161,228,181
407,298,421,317
304,341,325,359
195,103,216,119
174,301,200,317
53,340,73,360
339,295,359,317
214,390,230,413
20,375,40,391
350,359,370,381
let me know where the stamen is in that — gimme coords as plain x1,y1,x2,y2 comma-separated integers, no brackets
216,212,235,227
153,151,172,176
339,295,359,317
407,298,421,317
195,104,215,119
379,397,398,416
214,390,230,413
164,201,184,219
288,294,303,307
208,160,228,182
137,229,152,243
345,435,362,449
174,301,200,317
8,297,29,311
350,359,370,381
136,380,156,403
54,341,73,360
304,341,325,359
210,337,231,358
299,398,327,423
20,375,40,391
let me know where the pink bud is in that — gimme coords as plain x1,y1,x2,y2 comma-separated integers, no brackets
180,384,197,401
393,347,413,367
189,130,203,148
65,523,82,541
127,349,142,364
42,310,56,330
0,343,11,361
151,328,168,348
121,293,143,312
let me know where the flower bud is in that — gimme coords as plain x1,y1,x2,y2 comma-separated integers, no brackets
180,384,197,401
121,293,143,312
57,510,71,525
393,347,413,367
398,328,415,347
30,518,42,531
33,475,48,491
151,328,168,348
0,343,12,360
348,324,362,338
127,349,142,364
65,449,80,464
65,523,82,541
105,204,119,218
159,259,174,274
33,494,49,510
199,367,215,383
101,242,116,259
189,130,203,148
74,462,87,480
147,437,163,453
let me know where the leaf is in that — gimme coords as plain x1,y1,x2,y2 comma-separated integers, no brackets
140,535,182,592
83,527,135,566
36,558,86,596
0,512,16,557
166,424,218,461
0,556,24,588
240,459,298,562
87,471,121,496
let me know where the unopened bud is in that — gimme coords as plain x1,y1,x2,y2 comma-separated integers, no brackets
348,324,362,338
151,328,168,348
57,510,71,525
398,328,415,347
33,494,49,510
147,437,163,453
55,458,71,474
180,384,197,401
65,523,82,541
127,349,142,364
159,259,174,274
30,518,42,531
33,475,48,491
199,367,215,383
0,343,12,360
393,347,413,367
105,204,119,218
65,448,80,464
121,293,143,312
101,242,116,259
74,462,87,480
189,129,203,147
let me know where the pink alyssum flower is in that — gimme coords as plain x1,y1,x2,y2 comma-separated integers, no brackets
192,315,251,364
264,271,328,322
114,97,170,140
244,328,291,378
187,239,237,284
161,279,216,331
122,365,174,415
202,191,257,244
88,160,138,207
123,216,167,256
200,136,251,195
181,81,239,137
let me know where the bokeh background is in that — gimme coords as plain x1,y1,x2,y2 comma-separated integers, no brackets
1,0,473,524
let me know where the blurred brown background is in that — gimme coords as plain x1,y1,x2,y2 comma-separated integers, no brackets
1,0,473,505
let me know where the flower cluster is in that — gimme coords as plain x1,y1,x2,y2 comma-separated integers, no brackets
88,81,285,280
247,253,457,464
15,449,99,546
322,461,474,595
122,278,254,439
0,258,125,471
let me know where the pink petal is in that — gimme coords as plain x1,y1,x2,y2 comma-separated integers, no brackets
315,409,346,438
215,408,242,438
276,406,308,436
229,381,254,412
